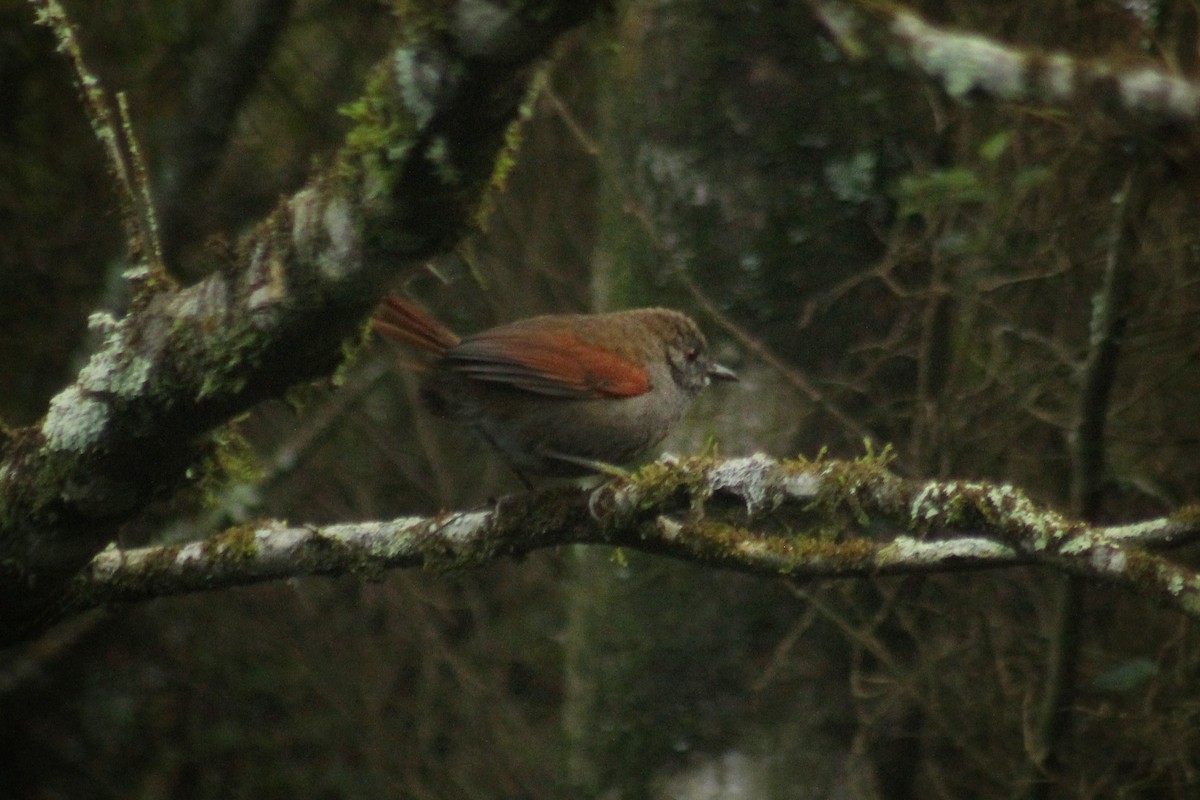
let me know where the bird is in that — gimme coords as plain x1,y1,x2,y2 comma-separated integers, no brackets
372,295,737,485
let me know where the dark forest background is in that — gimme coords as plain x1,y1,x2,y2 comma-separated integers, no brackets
4,0,1200,797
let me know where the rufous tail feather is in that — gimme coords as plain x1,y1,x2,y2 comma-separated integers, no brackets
372,295,460,355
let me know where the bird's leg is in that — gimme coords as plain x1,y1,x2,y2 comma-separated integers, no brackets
541,450,631,480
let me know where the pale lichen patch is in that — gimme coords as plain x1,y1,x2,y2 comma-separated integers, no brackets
1119,67,1200,119
168,274,229,320
122,263,154,282
77,330,153,399
175,540,208,566
906,479,1070,553
289,190,360,282
656,516,683,541
290,186,321,260
880,534,1014,565
1092,547,1127,574
319,195,358,281
909,481,945,522
780,469,822,501
43,386,109,452
111,355,151,398
431,511,491,548
87,311,119,335
246,240,288,314
453,0,522,60
394,46,439,128
426,136,461,184
893,11,1025,100
1040,54,1076,99
708,453,781,513
79,315,135,394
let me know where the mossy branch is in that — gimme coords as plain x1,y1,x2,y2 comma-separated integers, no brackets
1,0,603,644
57,454,1200,625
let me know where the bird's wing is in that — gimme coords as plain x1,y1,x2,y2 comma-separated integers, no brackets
448,329,651,399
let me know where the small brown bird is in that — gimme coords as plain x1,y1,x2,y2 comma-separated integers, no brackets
372,295,736,484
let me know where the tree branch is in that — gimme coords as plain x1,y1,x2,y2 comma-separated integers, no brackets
810,0,1200,129
57,455,1200,625
1,0,602,643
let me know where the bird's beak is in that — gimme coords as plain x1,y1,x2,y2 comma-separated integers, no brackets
707,362,738,382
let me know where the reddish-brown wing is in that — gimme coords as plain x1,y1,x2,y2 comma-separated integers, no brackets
448,329,651,398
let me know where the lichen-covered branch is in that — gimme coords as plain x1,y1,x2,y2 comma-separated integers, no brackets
0,0,601,643
60,455,1200,623
810,0,1200,128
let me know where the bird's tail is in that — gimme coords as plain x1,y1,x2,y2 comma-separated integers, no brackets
372,295,460,356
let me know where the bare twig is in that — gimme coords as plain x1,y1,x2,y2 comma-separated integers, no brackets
677,270,876,444
29,0,163,269
1021,160,1154,799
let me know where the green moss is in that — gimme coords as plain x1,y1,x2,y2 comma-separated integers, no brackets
790,533,877,568
1,427,87,532
685,516,878,576
331,322,374,388
337,3,457,191
686,519,751,551
786,445,829,467
338,61,419,191
203,521,264,562
194,315,273,401
803,445,902,526
156,309,264,406
475,67,548,228
623,456,715,514
172,425,261,514
906,478,1070,552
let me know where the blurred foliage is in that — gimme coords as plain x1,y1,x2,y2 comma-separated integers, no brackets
5,0,1200,798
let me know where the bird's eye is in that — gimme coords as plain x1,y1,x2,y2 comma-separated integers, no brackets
684,348,699,363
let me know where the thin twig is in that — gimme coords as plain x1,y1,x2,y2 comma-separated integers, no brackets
676,270,875,444
1020,159,1153,799
29,0,163,269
